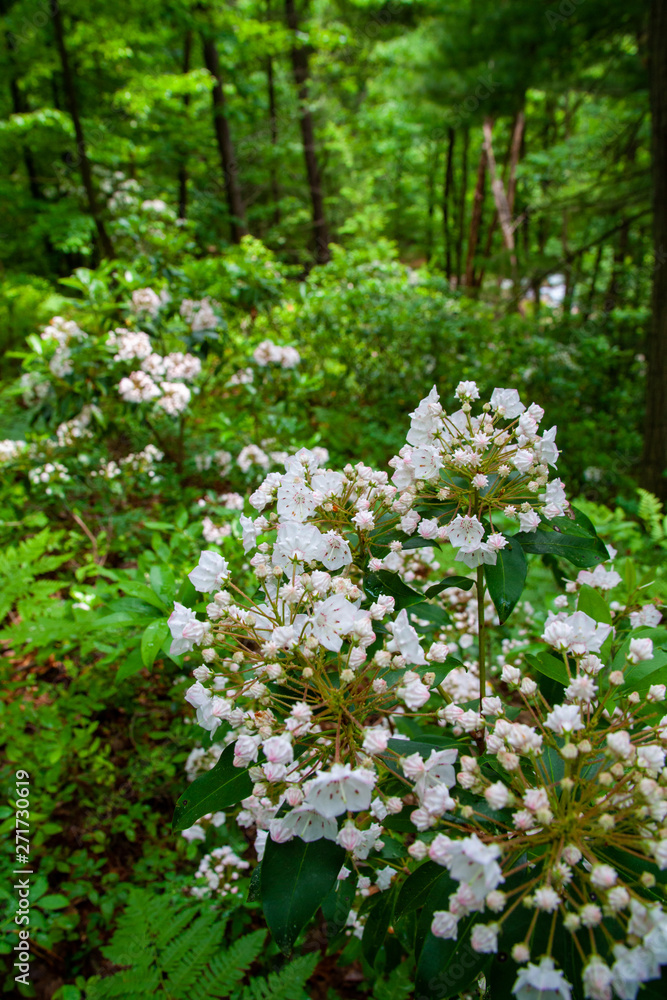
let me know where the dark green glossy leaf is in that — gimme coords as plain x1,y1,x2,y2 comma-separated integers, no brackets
415,915,489,999
515,507,608,568
172,742,252,831
362,886,397,965
484,537,527,623
365,571,427,611
395,862,449,919
525,651,569,685
425,577,474,597
260,835,345,954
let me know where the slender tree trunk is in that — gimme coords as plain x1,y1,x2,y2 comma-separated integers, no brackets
605,220,629,310
464,143,487,289
177,30,192,220
642,0,667,499
201,31,247,242
267,53,280,225
284,0,330,264
425,143,439,264
455,128,469,287
442,127,455,281
583,243,604,320
50,1,114,258
6,57,42,200
482,119,518,289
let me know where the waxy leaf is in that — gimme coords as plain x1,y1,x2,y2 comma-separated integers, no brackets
515,506,608,568
577,585,612,625
525,651,569,685
425,577,474,597
361,885,397,964
172,742,252,831
365,571,427,611
140,618,169,668
260,836,345,954
415,915,490,999
484,537,527,624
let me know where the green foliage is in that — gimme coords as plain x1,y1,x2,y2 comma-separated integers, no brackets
84,889,309,999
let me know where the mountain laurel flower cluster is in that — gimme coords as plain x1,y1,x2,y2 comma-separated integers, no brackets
170,383,667,1000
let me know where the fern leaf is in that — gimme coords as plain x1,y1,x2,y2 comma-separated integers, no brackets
372,961,413,1000
637,488,665,540
192,927,267,1000
240,951,318,1000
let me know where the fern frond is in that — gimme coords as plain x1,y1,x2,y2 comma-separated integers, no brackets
637,488,665,540
239,951,318,1000
192,927,267,1000
371,961,413,1000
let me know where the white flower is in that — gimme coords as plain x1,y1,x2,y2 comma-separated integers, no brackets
628,637,654,663
611,944,659,1000
485,782,510,810
118,370,161,403
262,736,293,765
518,511,540,533
362,728,389,754
544,704,584,735
397,670,431,710
277,483,319,522
188,551,230,592
385,609,427,664
629,605,662,629
273,521,325,570
513,957,572,1000
471,922,499,953
169,603,210,654
308,595,358,652
281,806,338,842
303,763,376,818
431,833,503,902
582,958,613,1000
157,381,191,415
535,427,559,466
131,287,161,315
491,387,525,419
447,515,485,553
431,910,459,939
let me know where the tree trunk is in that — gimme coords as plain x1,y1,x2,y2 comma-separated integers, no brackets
642,0,667,499
425,143,439,264
267,51,280,225
284,0,330,264
583,242,604,320
442,127,455,281
201,32,247,242
464,143,487,289
50,1,114,258
455,128,469,287
177,30,192,220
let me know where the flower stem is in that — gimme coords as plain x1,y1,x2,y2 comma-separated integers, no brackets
477,565,486,708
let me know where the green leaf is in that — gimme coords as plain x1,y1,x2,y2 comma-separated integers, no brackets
525,651,569,685
425,577,474,597
365,571,427,611
150,565,177,605
140,619,169,668
484,537,527,624
577,585,612,625
260,836,345,954
395,862,450,920
172,742,253,831
362,886,397,965
117,579,168,612
415,916,490,1000
321,873,358,939
116,647,144,682
38,894,69,910
515,507,608,568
